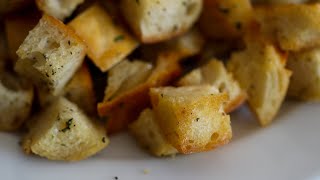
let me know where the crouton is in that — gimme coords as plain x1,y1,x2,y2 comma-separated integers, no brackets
199,0,253,39
129,108,178,157
255,4,320,51
120,0,203,43
0,71,33,131
98,52,182,134
141,28,205,61
150,85,231,154
227,36,292,126
287,47,320,101
104,59,153,101
64,64,96,115
4,10,40,61
68,4,139,72
177,59,246,113
22,97,108,161
36,0,85,20
15,15,86,96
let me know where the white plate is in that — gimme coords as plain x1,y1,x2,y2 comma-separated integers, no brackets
1,101,320,180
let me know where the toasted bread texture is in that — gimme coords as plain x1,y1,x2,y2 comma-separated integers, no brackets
64,64,96,115
178,59,246,113
98,52,182,134
150,85,232,154
120,0,202,43
36,0,85,20
255,4,320,51
227,35,292,126
129,108,178,157
287,47,320,101
0,72,33,131
104,59,153,101
69,4,139,72
199,0,253,39
15,15,86,96
22,97,108,161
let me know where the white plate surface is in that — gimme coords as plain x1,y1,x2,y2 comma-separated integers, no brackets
1,101,320,180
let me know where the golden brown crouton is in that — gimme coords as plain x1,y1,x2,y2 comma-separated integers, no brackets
150,85,232,154
22,97,108,161
129,108,178,157
177,59,246,113
227,35,292,126
199,0,253,39
15,15,87,96
36,0,85,20
69,4,139,72
98,53,182,134
287,47,320,101
120,0,203,43
255,4,320,51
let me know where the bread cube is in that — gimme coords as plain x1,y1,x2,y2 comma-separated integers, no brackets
0,72,34,131
227,36,292,126
104,59,153,101
255,4,320,51
141,28,205,61
63,64,96,115
129,108,178,157
120,0,203,43
287,47,320,101
178,59,247,113
69,4,139,72
199,0,253,39
22,97,108,161
36,0,85,20
150,85,231,154
98,52,182,134
15,15,86,96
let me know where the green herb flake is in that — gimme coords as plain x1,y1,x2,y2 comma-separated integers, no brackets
196,118,200,122
60,118,73,132
114,35,125,42
102,137,106,143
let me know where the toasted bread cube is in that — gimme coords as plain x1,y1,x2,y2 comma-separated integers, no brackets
0,72,34,131
69,4,139,72
15,15,86,96
141,28,205,61
178,59,247,113
227,37,292,126
199,0,253,39
104,59,153,101
287,47,320,101
150,86,231,154
36,0,84,20
22,97,108,161
98,52,182,134
130,108,178,157
255,4,320,51
64,64,96,115
120,0,202,43
4,10,40,61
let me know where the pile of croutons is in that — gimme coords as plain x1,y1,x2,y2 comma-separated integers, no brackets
0,0,319,161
